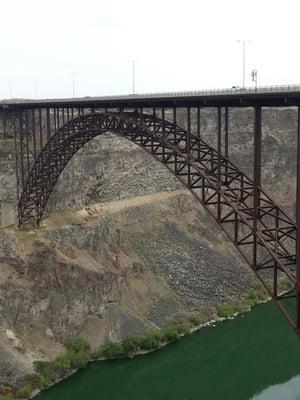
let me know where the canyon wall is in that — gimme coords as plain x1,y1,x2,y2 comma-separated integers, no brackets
0,106,297,388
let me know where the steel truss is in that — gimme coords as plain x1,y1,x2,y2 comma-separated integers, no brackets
15,109,300,335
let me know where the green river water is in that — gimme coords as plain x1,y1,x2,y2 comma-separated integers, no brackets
37,301,300,400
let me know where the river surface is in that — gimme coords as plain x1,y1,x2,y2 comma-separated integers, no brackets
37,301,300,400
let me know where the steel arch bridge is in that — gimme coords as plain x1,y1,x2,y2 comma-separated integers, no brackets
1,87,300,336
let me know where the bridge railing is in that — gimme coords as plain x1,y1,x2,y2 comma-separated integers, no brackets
137,84,300,98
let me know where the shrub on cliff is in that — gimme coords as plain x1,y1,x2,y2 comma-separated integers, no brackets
2,394,14,400
139,331,163,350
122,336,141,358
32,337,91,385
16,384,32,399
99,342,126,359
217,304,237,318
90,348,103,360
173,321,192,335
23,372,50,390
33,361,56,383
52,353,71,376
189,314,210,327
63,337,91,369
65,337,90,354
161,326,180,343
68,350,90,369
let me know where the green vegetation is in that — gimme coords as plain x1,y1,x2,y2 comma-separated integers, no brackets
189,314,210,327
16,384,32,399
217,303,238,318
10,285,271,399
278,279,294,292
2,394,14,400
13,338,92,399
217,287,269,319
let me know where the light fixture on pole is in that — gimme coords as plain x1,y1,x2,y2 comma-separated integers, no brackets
128,60,138,95
251,69,258,90
237,40,251,88
69,72,78,98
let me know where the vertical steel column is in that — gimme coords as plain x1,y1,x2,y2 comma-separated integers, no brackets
152,107,156,153
57,108,60,128
253,106,262,268
274,207,279,299
120,107,124,133
224,107,229,158
25,111,30,174
224,107,229,184
32,109,37,159
187,107,191,186
296,106,300,332
173,106,177,173
2,112,7,139
18,109,25,188
53,108,57,131
162,107,165,160
46,108,51,140
38,108,43,150
139,107,143,144
217,107,222,219
13,111,20,205
197,106,201,160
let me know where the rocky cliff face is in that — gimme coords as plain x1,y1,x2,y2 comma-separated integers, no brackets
0,106,297,388
0,190,253,387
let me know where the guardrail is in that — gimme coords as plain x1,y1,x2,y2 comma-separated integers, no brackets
137,84,300,98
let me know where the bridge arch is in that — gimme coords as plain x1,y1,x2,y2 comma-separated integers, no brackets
18,110,297,332
18,111,193,226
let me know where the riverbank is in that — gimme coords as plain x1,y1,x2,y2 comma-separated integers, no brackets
35,295,300,400
0,188,255,392
0,284,273,400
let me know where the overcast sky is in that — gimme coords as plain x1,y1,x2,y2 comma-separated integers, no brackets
1,0,300,99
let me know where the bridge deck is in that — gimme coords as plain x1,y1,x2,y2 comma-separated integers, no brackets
2,85,300,109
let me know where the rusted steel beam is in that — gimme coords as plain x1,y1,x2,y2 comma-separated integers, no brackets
253,106,262,268
224,107,229,158
217,107,222,219
296,106,300,333
187,106,191,186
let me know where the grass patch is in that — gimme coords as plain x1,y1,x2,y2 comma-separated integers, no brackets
217,303,238,318
2,395,14,400
217,286,269,319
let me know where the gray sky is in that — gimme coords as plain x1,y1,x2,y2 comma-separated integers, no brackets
1,0,300,99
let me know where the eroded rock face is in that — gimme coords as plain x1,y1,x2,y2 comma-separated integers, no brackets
0,107,296,387
0,190,254,387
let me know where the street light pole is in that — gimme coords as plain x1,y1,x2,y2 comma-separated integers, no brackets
251,69,258,91
69,72,78,98
237,40,251,88
128,60,138,94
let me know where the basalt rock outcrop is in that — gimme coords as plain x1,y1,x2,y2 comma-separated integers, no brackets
0,106,297,388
